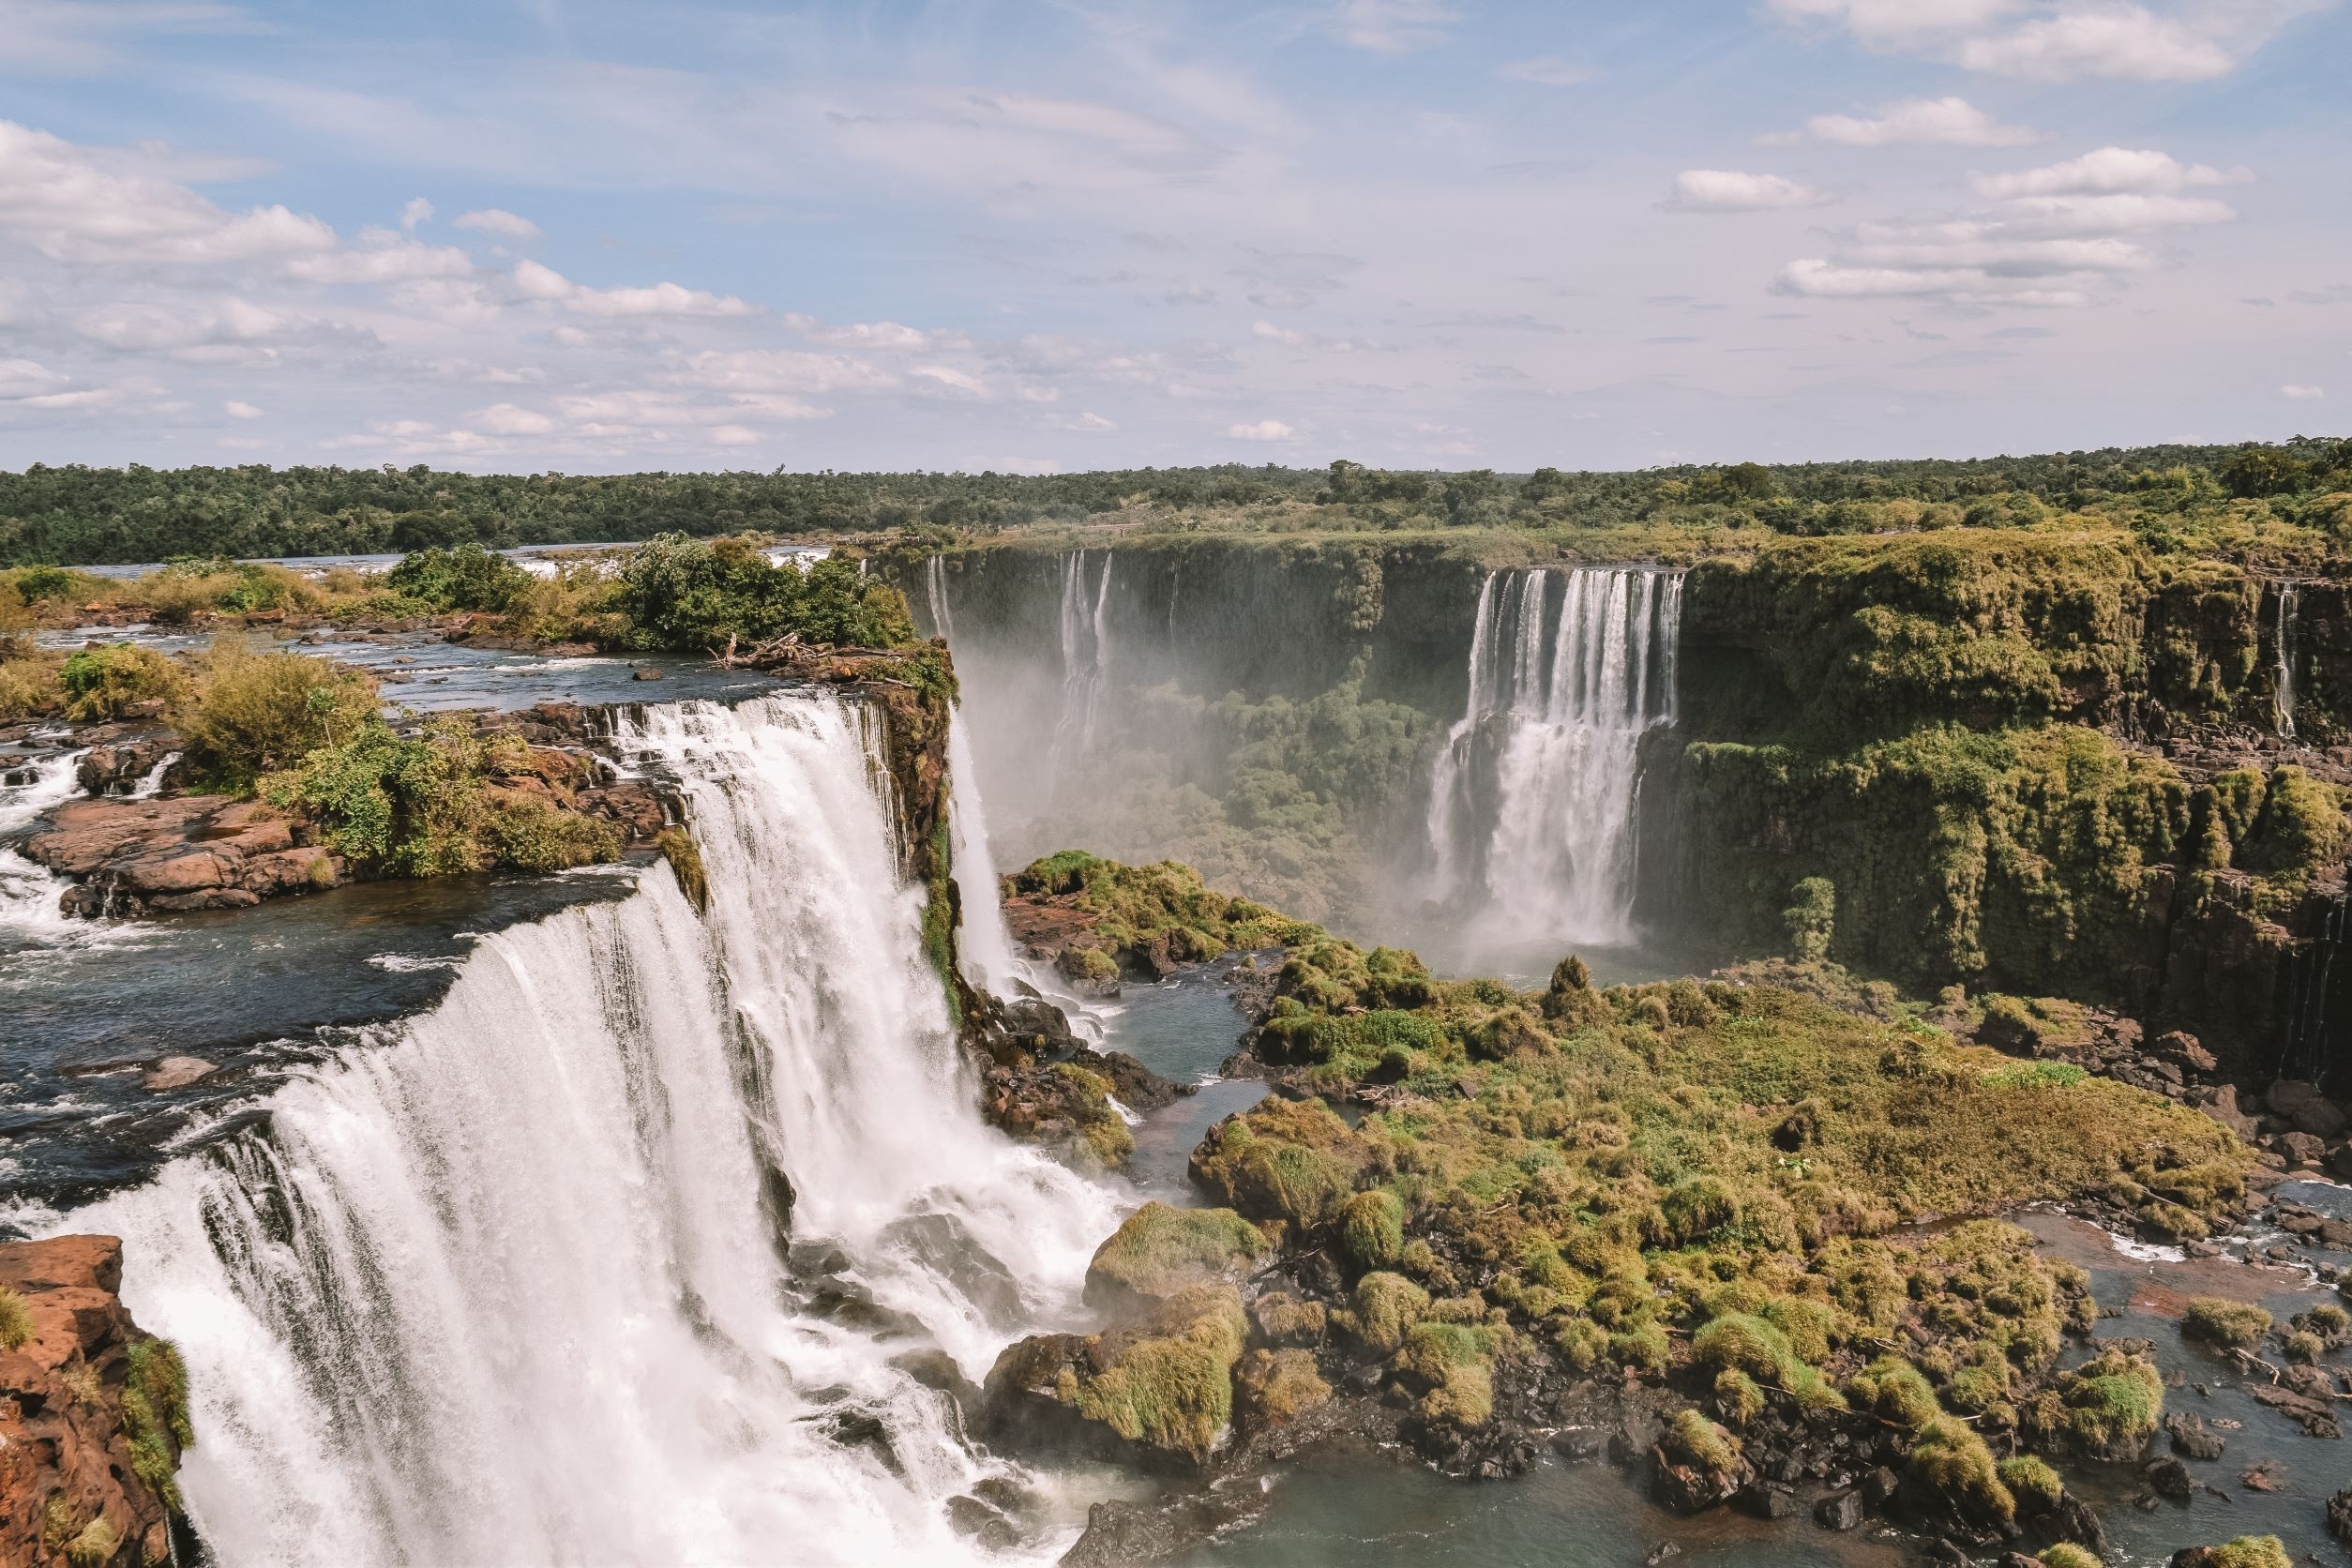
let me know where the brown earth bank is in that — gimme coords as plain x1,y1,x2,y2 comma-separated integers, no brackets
0,1238,188,1568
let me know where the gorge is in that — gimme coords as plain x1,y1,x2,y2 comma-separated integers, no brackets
8,458,2352,1568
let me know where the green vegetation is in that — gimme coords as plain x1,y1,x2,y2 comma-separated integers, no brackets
2039,1547,2101,1568
63,1515,119,1568
656,828,710,912
2182,1297,2272,1349
120,1335,192,1509
1067,1285,1249,1465
59,642,187,720
181,642,380,791
384,542,535,611
1088,1203,1269,1303
2191,1538,2292,1568
612,535,914,653
0,1284,31,1349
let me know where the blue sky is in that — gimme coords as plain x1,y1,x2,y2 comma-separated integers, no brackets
0,0,2344,474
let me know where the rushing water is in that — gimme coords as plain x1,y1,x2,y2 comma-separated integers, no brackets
1048,550,1114,796
1424,566,1682,964
2275,581,2300,741
64,692,1123,1566
0,745,85,951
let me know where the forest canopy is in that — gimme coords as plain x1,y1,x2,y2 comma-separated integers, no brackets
0,438,2344,567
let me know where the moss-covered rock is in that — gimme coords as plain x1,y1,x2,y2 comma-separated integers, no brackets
1085,1202,1268,1309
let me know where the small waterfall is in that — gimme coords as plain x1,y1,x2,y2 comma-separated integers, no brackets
947,711,1019,996
2284,886,2349,1091
1048,550,1113,792
68,691,1120,1567
924,555,957,641
1425,565,1683,949
2275,581,2299,741
0,748,86,945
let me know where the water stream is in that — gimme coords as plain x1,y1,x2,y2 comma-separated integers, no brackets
63,692,1124,1566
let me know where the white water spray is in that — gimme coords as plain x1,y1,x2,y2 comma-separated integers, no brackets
69,691,1122,1567
1425,566,1683,948
0,748,85,943
925,555,957,641
1048,551,1113,793
948,712,1019,997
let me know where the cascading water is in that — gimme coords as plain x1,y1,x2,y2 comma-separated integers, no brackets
1048,551,1113,793
0,748,86,946
948,712,1020,998
925,554,957,641
67,692,1122,1567
1425,566,1683,951
2276,581,2299,741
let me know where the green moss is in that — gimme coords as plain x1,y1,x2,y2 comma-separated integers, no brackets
1997,1454,2063,1513
1847,1354,1940,1428
1714,1367,1765,1425
1907,1414,2014,1526
1070,1286,1247,1464
2182,1297,2271,1349
656,827,709,912
1664,1408,1741,1479
1350,1272,1430,1356
120,1335,192,1510
2036,1347,2163,1457
2198,1538,2292,1568
1089,1202,1269,1301
1340,1189,1405,1267
2041,1543,2102,1568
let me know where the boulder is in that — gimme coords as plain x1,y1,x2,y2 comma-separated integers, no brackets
2198,1085,2261,1140
1814,1489,1864,1531
141,1057,217,1093
2164,1412,2226,1461
2267,1079,2346,1138
2329,1486,2352,1544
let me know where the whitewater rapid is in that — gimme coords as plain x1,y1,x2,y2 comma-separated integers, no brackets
66,691,1123,1567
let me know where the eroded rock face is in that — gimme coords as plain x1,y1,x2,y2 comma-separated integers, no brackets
0,1236,188,1568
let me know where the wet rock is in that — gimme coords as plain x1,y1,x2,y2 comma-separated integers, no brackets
631,665,664,681
2327,1485,2352,1542
76,732,181,795
1737,1483,1800,1520
2165,1412,2227,1460
2145,1455,2194,1500
2276,1130,2328,1167
141,1056,217,1092
1814,1489,1864,1531
1644,1543,1681,1565
945,1494,1018,1550
2268,1078,2347,1138
1058,1489,1267,1568
2251,1383,2342,1439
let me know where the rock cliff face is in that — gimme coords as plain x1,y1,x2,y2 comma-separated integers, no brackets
0,1238,188,1568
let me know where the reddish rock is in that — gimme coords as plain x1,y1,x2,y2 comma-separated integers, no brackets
0,1236,188,1568
20,795,341,917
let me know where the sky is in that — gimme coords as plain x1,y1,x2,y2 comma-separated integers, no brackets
0,0,2345,475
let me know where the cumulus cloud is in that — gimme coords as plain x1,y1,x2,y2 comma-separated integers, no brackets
1969,146,2247,197
1797,97,2037,146
1669,171,1834,211
1775,145,2245,305
224,399,261,418
454,207,543,240
510,259,757,318
283,236,475,283
0,119,336,264
1252,320,1308,346
2283,384,2326,399
1229,418,1297,441
783,314,972,353
400,197,432,232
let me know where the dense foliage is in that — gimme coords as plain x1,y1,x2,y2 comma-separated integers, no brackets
3,438,2346,566
611,535,915,653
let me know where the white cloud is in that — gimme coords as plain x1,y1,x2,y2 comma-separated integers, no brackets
1971,146,2245,197
474,401,556,434
223,399,262,418
784,314,971,353
711,423,761,445
453,207,543,241
1229,418,1297,441
2283,384,2326,400
0,359,69,399
509,259,757,318
1068,412,1118,430
1800,97,2037,146
1326,0,1458,53
399,197,432,233
1669,170,1834,211
678,348,893,396
1497,54,1596,85
1252,320,1308,346
0,120,337,264
283,237,475,283
1769,0,2325,82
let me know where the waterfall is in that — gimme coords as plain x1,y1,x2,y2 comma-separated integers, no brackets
1048,550,1113,792
1425,566,1683,949
925,555,957,641
67,691,1121,1567
2276,581,2299,741
948,712,1019,996
0,748,85,946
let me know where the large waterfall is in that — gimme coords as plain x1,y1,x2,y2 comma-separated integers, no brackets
68,692,1121,1567
1048,551,1113,793
1425,566,1683,952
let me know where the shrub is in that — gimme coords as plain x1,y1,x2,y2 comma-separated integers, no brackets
64,1517,119,1568
1784,876,1835,960
2195,1539,2291,1568
1906,1414,2014,1526
184,644,379,790
0,653,64,720
1847,1355,1939,1429
58,643,187,721
2041,1545,2101,1568
1714,1367,1765,1425
1351,1272,1429,1355
2182,1297,2271,1349
1664,1409,1741,1478
656,828,709,912
386,544,534,612
487,795,624,873
2284,1329,2323,1364
0,1285,31,1349
612,535,916,653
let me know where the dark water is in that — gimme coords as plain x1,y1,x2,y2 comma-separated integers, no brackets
1092,955,1273,1201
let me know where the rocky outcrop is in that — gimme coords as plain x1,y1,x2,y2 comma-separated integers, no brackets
24,795,335,915
0,1237,188,1568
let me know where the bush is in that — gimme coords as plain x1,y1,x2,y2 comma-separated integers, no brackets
1996,1454,2063,1512
2195,1539,2291,1568
0,1286,31,1349
58,643,187,721
0,653,64,720
2041,1545,2101,1568
612,535,916,653
1907,1414,2014,1526
2182,1297,2271,1349
1350,1272,1429,1355
1847,1355,1939,1428
1783,876,1835,961
184,644,379,790
386,544,535,612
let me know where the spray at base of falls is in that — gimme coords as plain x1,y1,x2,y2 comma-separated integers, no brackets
1425,565,1683,951
68,692,1123,1567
